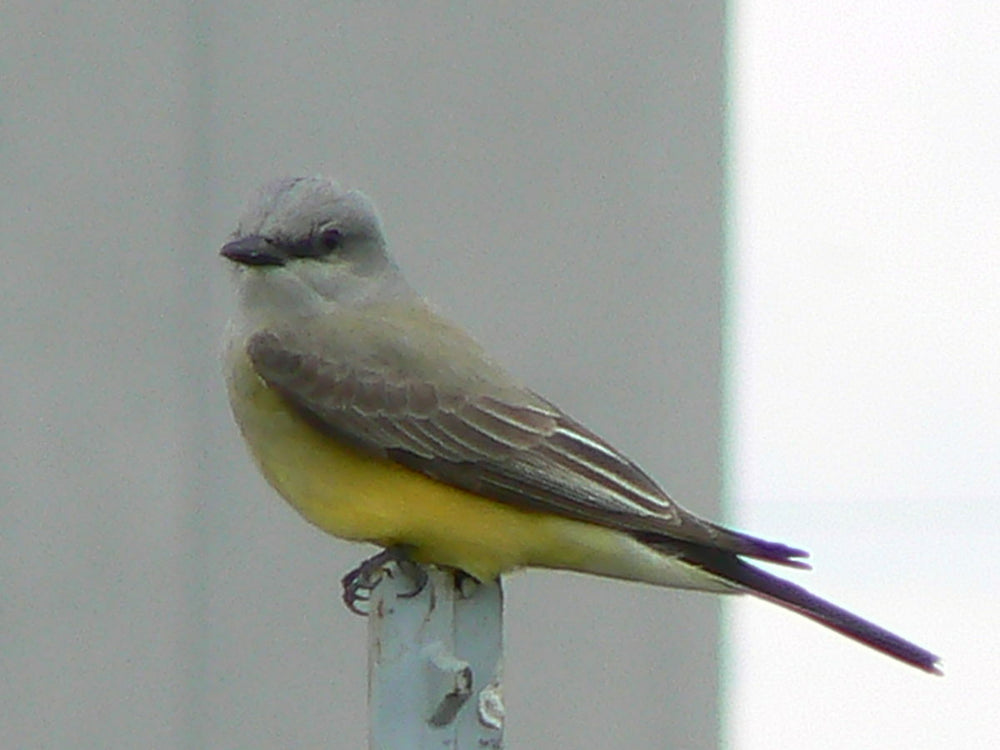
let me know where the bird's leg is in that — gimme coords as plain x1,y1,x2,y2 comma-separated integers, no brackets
452,569,483,598
340,545,428,615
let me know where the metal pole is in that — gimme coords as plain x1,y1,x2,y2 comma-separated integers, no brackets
368,566,504,749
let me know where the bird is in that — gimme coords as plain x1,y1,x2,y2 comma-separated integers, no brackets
220,175,940,674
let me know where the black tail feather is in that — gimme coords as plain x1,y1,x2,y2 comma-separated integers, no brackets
680,546,941,674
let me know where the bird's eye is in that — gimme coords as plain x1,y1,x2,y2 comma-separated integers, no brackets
318,227,343,251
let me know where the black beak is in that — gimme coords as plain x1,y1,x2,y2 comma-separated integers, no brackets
220,235,287,267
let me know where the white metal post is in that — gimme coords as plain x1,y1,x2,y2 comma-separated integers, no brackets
368,566,504,749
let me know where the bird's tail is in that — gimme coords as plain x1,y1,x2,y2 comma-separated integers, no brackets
652,540,941,674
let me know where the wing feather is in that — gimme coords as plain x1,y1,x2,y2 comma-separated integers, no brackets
247,329,807,565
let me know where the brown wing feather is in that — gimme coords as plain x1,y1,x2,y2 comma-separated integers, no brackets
248,330,808,566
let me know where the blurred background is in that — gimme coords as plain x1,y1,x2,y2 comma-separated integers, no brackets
2,3,995,748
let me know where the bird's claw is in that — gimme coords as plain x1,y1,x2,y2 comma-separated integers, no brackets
341,546,428,616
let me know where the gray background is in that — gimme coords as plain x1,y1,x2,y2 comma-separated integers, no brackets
3,4,728,748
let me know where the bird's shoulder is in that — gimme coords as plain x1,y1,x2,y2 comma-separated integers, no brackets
248,300,532,402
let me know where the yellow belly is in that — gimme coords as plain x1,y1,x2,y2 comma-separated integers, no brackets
225,348,732,591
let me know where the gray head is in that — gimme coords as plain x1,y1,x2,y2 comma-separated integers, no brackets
222,177,412,318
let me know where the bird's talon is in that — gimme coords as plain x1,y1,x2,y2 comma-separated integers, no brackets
394,559,429,600
341,546,423,615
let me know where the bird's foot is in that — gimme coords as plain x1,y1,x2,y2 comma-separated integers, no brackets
341,546,428,616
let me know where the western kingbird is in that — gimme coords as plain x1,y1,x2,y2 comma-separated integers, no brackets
221,176,939,673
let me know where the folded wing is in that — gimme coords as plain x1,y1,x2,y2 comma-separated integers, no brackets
248,328,807,567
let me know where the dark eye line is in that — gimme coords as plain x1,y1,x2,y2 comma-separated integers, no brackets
280,227,345,259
